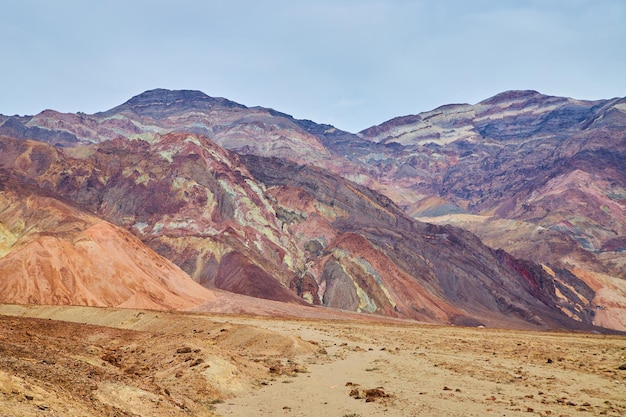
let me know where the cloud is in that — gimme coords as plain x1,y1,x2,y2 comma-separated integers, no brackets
1,0,625,131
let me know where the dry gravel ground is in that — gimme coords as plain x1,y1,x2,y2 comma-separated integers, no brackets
0,304,624,417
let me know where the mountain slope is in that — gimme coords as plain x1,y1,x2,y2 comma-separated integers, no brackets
0,134,308,305
1,88,624,330
0,171,218,310
240,154,604,330
0,134,609,330
357,92,626,329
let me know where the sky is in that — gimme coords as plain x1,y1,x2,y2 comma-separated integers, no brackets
1,0,625,132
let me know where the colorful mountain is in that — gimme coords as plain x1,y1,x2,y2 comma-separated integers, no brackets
1,88,624,330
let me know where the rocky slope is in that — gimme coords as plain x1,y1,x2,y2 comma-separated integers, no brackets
0,165,217,310
357,91,626,263
356,91,626,329
0,137,398,321
0,134,309,305
241,154,605,329
1,88,624,330
0,133,610,331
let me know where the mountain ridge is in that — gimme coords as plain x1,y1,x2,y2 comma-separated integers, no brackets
0,88,625,330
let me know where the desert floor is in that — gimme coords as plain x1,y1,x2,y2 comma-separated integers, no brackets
0,304,624,417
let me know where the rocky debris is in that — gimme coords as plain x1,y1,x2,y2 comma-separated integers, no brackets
101,350,122,367
1,306,626,416
268,360,307,376
189,358,205,367
348,386,390,402
0,311,318,416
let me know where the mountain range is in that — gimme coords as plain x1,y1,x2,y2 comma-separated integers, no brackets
1,88,624,331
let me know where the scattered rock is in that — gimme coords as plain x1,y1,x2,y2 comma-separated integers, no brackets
24,394,34,401
269,365,281,374
176,347,192,354
547,358,553,364
364,387,389,402
349,388,362,399
268,361,306,375
618,364,626,370
443,386,452,391
349,387,389,402
101,352,121,367
190,358,205,367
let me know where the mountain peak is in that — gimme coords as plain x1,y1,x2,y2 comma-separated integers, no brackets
98,88,247,118
479,90,546,105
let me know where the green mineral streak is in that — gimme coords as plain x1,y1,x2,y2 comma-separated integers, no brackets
332,248,396,310
128,132,160,143
184,135,202,147
152,222,164,234
314,201,342,221
355,282,377,313
353,257,396,308
135,174,151,185
172,177,190,190
607,188,626,200
244,179,276,215
158,150,174,163
0,223,18,257
217,179,295,268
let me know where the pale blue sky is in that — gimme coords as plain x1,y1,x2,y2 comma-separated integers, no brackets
2,0,625,132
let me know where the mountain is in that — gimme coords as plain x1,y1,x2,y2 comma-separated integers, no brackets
0,137,386,321
0,133,608,331
1,88,625,331
0,161,217,310
354,90,626,329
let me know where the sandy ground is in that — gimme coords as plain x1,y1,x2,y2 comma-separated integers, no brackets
0,304,625,417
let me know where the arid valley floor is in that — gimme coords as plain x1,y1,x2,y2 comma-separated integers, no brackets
0,305,624,417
